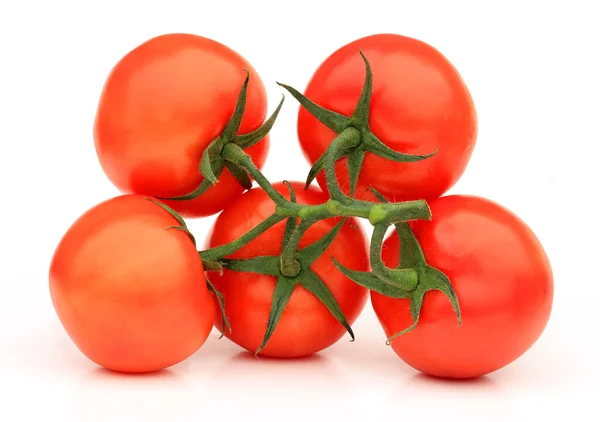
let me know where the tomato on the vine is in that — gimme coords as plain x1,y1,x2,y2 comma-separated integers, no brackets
49,195,214,373
94,33,269,217
297,33,477,202
371,195,553,378
206,182,369,357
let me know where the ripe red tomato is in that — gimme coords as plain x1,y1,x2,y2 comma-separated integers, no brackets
49,195,214,373
298,34,477,202
94,33,268,218
206,182,369,357
371,195,553,378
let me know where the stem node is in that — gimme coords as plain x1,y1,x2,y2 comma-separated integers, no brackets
280,259,301,278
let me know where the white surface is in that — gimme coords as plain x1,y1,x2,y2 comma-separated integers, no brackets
1,1,598,420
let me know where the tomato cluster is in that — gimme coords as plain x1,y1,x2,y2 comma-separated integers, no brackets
49,33,553,379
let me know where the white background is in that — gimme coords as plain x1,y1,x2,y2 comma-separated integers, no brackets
1,0,598,420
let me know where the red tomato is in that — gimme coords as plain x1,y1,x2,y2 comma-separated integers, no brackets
298,34,477,202
371,195,553,378
49,195,214,373
206,182,369,357
94,33,269,218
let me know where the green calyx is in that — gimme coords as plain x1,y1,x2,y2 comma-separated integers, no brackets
219,217,354,356
278,50,437,197
333,188,461,344
162,70,284,202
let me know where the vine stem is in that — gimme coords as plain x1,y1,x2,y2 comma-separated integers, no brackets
199,142,431,266
370,223,391,274
370,223,418,291
222,143,290,206
323,127,362,202
280,219,314,277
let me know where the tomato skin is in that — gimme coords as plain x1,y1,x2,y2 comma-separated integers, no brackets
371,195,553,378
94,33,269,218
298,34,477,202
206,182,369,357
49,195,214,373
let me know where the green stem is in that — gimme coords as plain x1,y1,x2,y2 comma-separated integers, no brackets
368,201,432,225
295,200,367,220
200,186,430,267
200,213,286,262
323,127,362,201
221,143,289,206
370,224,418,291
280,219,314,277
203,139,431,271
369,224,390,275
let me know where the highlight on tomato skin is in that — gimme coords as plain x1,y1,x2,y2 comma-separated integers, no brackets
371,195,553,379
205,182,370,358
48,194,215,373
93,33,269,218
297,33,478,203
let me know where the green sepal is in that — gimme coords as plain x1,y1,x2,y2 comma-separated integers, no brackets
298,269,354,341
362,132,437,163
350,50,373,129
222,255,280,276
385,266,460,344
221,70,250,140
296,218,345,265
225,161,253,189
163,175,216,202
384,286,425,344
235,94,285,149
200,138,225,185
255,278,297,355
332,257,411,298
145,198,197,246
347,147,366,197
165,225,197,247
304,151,327,189
163,140,224,201
395,222,426,269
420,266,460,324
146,197,186,226
276,82,349,132
368,186,388,203
206,278,231,338
199,213,286,262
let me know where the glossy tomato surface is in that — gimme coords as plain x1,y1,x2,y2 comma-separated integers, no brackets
206,182,369,357
94,33,268,217
49,195,214,372
298,34,477,202
372,195,553,378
